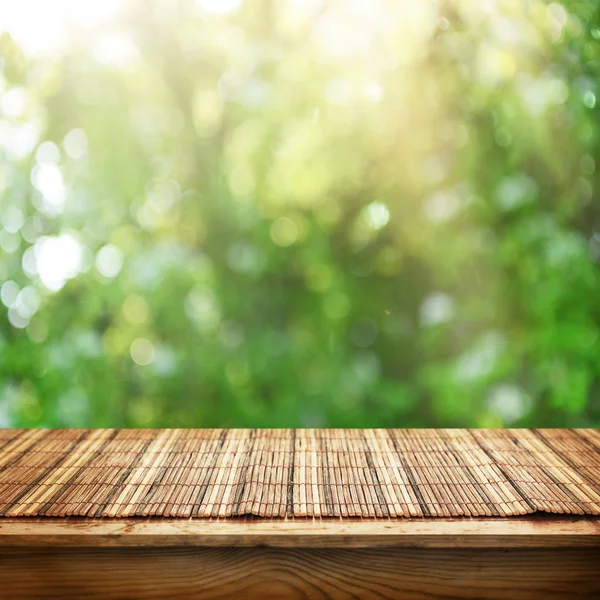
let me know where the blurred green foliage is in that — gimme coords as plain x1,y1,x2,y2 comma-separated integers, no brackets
1,0,600,428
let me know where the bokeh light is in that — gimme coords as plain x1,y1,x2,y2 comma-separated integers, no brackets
0,0,599,428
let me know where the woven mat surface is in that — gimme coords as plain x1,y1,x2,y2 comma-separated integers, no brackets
0,429,599,518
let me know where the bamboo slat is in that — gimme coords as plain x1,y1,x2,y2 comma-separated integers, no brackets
0,429,598,518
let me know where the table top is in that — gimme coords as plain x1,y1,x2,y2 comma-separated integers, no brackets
0,516,599,548
0,428,599,519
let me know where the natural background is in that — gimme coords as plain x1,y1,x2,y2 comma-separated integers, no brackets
1,0,599,428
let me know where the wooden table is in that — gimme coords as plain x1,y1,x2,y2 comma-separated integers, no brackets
1,428,599,598
1,516,599,599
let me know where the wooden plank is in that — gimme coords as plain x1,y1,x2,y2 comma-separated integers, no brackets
1,546,599,599
0,516,599,548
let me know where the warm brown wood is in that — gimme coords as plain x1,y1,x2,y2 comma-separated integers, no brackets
1,545,599,599
1,516,600,548
1,428,598,599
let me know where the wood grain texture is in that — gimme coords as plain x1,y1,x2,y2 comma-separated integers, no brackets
1,516,599,548
1,546,599,599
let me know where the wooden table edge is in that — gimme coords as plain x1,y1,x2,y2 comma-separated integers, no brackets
0,516,599,548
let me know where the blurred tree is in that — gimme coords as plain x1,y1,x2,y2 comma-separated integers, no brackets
0,0,599,428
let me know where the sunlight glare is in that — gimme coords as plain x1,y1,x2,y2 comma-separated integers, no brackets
34,234,83,291
196,0,243,15
31,165,66,211
0,0,124,54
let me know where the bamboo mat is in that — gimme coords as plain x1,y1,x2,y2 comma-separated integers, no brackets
0,429,599,518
